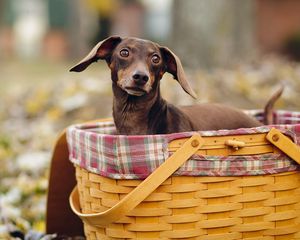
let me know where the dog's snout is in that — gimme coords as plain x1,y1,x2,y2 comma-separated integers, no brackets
132,71,149,85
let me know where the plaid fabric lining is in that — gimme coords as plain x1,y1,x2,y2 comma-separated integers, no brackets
67,110,300,179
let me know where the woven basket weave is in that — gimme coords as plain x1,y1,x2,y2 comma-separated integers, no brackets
68,114,300,239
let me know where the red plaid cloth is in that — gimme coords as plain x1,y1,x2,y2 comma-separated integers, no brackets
67,110,300,179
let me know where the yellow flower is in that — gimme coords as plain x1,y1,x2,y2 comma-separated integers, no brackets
46,107,63,121
25,89,50,116
33,220,45,232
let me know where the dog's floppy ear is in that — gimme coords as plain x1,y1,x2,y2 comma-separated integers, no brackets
70,36,122,72
160,46,197,99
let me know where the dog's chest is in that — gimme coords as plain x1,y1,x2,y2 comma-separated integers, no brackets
113,109,149,135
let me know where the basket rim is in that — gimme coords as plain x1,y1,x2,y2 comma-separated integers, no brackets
66,110,300,180
67,109,300,138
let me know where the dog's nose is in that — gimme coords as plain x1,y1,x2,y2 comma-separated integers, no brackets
132,71,149,85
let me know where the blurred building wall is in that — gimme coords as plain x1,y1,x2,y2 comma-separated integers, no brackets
0,0,48,59
1,0,300,65
171,0,256,69
0,0,95,60
257,0,300,54
170,0,300,68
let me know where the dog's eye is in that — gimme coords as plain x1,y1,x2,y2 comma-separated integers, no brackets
120,49,129,57
151,54,160,64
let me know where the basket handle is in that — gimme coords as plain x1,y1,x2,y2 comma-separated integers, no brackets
69,133,204,228
266,128,300,164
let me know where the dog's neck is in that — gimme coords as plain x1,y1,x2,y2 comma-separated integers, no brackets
112,82,168,135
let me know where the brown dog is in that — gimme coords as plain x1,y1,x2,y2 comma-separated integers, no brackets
70,36,280,135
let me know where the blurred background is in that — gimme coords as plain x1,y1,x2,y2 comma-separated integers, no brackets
1,0,300,238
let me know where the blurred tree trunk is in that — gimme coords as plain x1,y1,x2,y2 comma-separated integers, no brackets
171,0,256,69
68,0,82,58
67,0,98,59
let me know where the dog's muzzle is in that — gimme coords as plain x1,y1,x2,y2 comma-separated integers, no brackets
124,87,147,96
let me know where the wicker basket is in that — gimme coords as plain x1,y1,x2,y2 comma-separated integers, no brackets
68,113,300,239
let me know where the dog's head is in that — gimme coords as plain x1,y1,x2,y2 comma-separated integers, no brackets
70,36,197,98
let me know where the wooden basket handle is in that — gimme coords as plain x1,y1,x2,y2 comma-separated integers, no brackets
266,128,300,165
69,134,204,228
